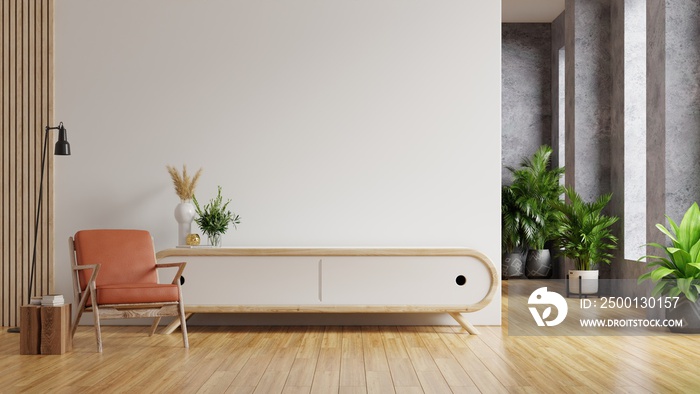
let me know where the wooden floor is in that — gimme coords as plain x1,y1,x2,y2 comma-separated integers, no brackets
2,284,700,393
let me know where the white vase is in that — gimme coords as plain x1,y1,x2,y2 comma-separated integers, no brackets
174,201,195,246
569,270,599,295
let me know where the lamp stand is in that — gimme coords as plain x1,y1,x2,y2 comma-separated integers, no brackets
7,123,70,333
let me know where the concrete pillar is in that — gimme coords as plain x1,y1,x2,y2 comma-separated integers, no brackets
610,0,647,293
646,0,665,258
643,0,700,307
565,0,612,281
565,0,612,203
551,12,566,279
663,1,700,223
647,0,700,244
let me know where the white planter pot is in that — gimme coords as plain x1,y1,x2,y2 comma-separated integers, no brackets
569,270,599,295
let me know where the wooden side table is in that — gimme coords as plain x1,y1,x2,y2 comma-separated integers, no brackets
20,304,72,355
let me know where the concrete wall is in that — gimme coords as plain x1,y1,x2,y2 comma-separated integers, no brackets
501,24,552,184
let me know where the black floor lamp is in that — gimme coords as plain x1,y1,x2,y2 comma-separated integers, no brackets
7,122,71,334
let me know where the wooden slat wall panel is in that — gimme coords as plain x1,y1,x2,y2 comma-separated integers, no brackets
1,0,54,327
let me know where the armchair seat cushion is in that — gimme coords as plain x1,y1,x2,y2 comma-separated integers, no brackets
92,283,180,306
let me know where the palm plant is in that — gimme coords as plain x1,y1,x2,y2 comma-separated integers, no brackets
507,145,564,250
502,185,527,253
555,187,618,271
639,202,700,302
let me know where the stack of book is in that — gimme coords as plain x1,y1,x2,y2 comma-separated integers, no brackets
41,294,65,306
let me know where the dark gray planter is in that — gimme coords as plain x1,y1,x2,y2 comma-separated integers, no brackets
525,249,552,279
502,250,526,279
667,297,700,333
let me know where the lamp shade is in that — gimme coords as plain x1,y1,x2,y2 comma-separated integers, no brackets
54,125,71,155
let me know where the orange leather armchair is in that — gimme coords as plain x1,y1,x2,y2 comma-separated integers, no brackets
69,229,189,352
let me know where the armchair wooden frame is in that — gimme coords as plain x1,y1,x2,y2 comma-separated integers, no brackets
69,236,189,352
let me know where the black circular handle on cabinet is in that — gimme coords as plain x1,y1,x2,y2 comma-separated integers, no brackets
180,275,185,285
455,275,466,286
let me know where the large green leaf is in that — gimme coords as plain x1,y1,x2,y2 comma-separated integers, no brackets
668,287,682,298
645,242,669,252
668,216,680,239
650,267,675,281
667,248,690,272
677,278,692,298
683,260,700,278
651,280,671,297
646,258,673,270
638,255,666,262
637,271,652,284
677,203,700,251
689,238,700,263
655,224,678,244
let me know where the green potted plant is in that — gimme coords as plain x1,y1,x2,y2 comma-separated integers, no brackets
639,202,700,333
555,187,618,295
508,145,564,278
193,186,241,247
501,185,528,278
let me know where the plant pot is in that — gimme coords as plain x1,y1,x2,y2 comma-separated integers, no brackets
666,297,700,333
526,249,551,279
502,250,526,279
568,270,598,295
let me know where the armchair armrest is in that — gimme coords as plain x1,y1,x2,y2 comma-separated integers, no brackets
156,262,186,285
72,263,100,313
73,264,101,291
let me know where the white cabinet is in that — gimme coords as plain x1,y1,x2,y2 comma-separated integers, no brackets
156,248,497,334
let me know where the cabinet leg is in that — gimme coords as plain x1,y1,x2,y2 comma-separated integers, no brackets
449,312,480,335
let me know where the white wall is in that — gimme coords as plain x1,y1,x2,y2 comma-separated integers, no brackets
54,0,501,325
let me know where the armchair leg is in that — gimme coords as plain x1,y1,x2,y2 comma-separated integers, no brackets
71,306,84,339
178,302,189,348
149,317,161,336
93,307,103,353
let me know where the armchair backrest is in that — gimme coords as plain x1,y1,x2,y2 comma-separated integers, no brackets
73,229,158,288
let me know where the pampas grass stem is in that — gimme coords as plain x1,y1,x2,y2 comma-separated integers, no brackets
167,164,203,201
